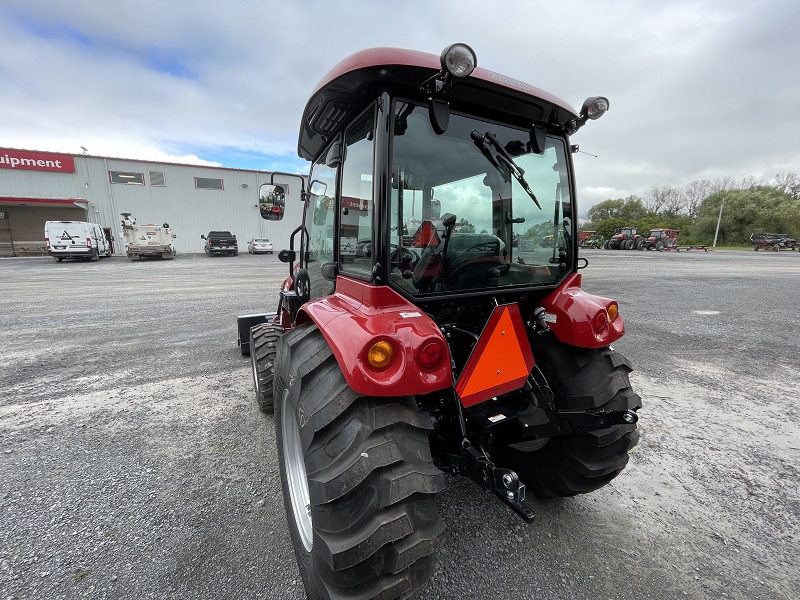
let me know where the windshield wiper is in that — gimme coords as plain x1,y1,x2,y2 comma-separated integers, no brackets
471,131,541,209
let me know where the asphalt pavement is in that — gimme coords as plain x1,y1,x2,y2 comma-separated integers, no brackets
1,249,798,600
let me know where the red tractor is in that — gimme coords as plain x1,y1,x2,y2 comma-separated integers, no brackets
605,226,643,249
238,43,640,600
640,228,679,251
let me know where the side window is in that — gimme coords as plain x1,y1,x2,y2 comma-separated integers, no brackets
305,158,338,301
339,107,375,277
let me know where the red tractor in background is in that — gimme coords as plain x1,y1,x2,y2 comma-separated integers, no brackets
640,228,679,251
237,43,640,600
604,226,643,249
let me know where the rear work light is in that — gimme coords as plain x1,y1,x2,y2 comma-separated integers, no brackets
441,43,477,78
582,96,610,120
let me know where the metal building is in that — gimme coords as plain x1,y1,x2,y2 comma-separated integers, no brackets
0,146,305,256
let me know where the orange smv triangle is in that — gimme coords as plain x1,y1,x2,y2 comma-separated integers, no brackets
411,221,441,248
455,304,535,407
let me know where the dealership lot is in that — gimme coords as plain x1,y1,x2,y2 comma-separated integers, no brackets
1,251,798,600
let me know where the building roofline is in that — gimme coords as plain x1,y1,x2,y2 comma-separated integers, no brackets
0,146,300,175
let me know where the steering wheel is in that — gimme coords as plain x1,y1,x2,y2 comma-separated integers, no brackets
390,245,419,271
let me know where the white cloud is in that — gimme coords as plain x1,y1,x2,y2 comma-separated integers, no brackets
1,0,798,199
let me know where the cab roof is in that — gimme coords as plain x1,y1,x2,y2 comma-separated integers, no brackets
298,47,579,161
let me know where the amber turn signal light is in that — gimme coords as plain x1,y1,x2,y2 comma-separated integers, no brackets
367,340,394,369
607,302,619,322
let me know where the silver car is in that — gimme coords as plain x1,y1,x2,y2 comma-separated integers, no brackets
247,238,273,254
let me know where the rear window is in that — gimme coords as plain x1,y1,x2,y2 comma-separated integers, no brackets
209,231,233,236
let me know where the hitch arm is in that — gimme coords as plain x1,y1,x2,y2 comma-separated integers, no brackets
461,441,535,523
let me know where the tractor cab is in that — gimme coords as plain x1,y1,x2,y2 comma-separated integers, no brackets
272,44,608,326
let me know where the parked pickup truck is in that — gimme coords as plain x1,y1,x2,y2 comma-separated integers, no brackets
201,231,238,256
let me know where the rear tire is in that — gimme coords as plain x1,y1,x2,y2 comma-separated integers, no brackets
274,323,446,600
491,336,641,498
603,240,610,250
250,322,283,412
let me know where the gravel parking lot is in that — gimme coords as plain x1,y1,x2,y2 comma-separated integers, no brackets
1,250,798,600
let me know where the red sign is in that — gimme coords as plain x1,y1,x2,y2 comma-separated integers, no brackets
0,148,75,173
342,196,369,211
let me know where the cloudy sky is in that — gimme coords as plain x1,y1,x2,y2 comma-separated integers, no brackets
2,0,798,215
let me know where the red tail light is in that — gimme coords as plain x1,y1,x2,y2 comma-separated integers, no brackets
45,237,50,250
592,310,608,333
86,237,92,248
418,340,444,369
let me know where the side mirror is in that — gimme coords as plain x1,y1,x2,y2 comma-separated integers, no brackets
259,184,286,221
278,249,296,263
200,234,206,239
529,125,546,155
309,180,330,227
320,262,338,281
325,143,342,168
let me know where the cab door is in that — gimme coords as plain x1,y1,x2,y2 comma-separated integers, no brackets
299,159,338,304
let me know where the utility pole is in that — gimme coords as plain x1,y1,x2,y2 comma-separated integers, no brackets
712,200,724,247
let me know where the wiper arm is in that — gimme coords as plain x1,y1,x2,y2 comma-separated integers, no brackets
470,130,505,177
471,131,542,209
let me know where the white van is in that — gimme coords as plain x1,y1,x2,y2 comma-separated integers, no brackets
45,221,112,262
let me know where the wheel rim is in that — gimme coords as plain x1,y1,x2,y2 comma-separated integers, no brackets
281,389,313,551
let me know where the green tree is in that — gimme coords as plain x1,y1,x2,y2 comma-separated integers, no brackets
694,187,799,245
456,219,476,234
587,196,648,223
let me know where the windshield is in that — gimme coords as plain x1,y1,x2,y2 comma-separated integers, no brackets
389,101,573,298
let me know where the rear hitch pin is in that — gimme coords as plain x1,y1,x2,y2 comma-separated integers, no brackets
531,306,550,334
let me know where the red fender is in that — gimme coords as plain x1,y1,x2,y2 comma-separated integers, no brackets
296,277,452,397
538,273,625,348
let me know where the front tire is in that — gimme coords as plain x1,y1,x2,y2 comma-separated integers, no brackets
491,336,641,498
250,322,283,412
274,323,446,600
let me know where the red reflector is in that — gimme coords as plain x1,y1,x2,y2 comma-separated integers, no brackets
419,341,443,369
592,310,608,333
